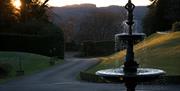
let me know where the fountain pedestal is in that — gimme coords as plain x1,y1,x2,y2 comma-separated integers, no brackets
96,33,165,91
96,0,165,91
124,77,137,91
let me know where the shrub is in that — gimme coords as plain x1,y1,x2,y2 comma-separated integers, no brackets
172,22,180,31
0,63,13,78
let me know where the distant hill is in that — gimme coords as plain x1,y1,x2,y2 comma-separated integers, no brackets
50,4,148,32
61,4,97,8
51,4,125,26
49,4,148,42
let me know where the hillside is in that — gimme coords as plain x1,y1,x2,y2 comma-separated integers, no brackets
87,32,180,76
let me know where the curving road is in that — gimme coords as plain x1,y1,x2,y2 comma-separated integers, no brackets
0,52,179,91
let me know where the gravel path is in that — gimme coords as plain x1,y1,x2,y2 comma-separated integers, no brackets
0,52,179,91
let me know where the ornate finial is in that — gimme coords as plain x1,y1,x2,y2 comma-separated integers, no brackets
125,0,135,11
125,0,135,35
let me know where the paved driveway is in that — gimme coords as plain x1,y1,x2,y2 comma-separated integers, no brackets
0,52,179,91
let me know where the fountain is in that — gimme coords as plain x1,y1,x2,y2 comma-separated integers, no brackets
96,0,165,91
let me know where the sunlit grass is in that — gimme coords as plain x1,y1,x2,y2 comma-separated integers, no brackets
87,32,180,75
135,32,180,51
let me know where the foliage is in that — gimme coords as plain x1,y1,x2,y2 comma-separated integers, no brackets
20,0,49,22
143,0,180,35
172,22,180,31
0,0,56,33
0,0,64,58
0,0,18,28
0,63,13,78
0,0,50,28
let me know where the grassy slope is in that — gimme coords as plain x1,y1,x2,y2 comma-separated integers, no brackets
0,52,63,82
87,32,180,76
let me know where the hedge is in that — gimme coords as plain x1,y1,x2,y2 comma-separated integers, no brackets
0,63,13,78
0,33,64,59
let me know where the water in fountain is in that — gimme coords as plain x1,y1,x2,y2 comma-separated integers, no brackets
114,20,128,52
121,20,141,33
122,20,129,33
114,34,127,52
114,20,144,53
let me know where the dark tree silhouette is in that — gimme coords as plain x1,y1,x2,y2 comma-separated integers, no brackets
143,0,180,35
20,0,49,22
0,0,18,27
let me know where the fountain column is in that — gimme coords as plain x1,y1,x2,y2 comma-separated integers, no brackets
123,0,138,91
123,0,138,74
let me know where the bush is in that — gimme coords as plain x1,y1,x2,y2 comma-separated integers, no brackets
172,22,180,31
0,34,64,59
0,63,13,78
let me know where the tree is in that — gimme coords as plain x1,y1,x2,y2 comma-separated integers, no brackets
0,0,18,28
143,0,180,35
0,0,50,28
20,0,49,22
60,17,76,43
76,11,126,43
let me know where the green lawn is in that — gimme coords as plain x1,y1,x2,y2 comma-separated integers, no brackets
0,52,64,83
87,32,180,76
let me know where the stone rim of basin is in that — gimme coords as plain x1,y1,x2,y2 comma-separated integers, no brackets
96,68,165,77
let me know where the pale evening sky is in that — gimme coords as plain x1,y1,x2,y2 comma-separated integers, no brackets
48,0,152,7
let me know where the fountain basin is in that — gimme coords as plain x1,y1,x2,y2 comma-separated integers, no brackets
96,68,165,82
115,33,146,40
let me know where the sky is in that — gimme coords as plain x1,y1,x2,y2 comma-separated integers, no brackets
48,0,152,7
